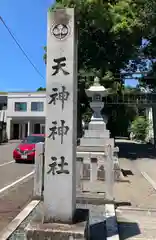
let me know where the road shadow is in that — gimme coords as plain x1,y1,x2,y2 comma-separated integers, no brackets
90,221,106,240
121,169,134,177
118,221,141,240
115,202,131,207
15,160,34,164
93,216,139,240
116,141,156,160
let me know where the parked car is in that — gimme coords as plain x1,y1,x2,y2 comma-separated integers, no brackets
13,134,45,163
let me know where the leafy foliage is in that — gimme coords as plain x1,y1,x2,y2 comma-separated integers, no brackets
37,87,46,91
128,0,156,90
43,0,153,136
47,0,145,88
130,116,150,141
43,47,47,65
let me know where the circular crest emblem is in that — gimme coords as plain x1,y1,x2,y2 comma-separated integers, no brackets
51,24,70,40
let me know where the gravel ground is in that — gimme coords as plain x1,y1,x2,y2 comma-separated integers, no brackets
8,202,107,240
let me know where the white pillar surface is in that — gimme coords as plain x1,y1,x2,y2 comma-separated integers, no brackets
27,121,30,136
44,8,77,222
105,145,114,201
90,159,97,182
76,159,83,190
22,123,25,139
6,117,11,140
34,142,44,198
0,110,4,122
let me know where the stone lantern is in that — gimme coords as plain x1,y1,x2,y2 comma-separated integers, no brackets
85,76,109,130
77,76,121,188
78,76,116,149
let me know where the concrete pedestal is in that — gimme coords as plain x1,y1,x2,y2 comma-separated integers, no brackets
77,115,121,185
80,119,114,150
25,207,89,240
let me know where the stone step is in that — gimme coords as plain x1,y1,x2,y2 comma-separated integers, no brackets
116,207,156,240
84,129,110,138
77,203,107,240
77,143,115,152
80,138,114,147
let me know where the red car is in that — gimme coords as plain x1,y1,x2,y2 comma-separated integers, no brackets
13,134,45,163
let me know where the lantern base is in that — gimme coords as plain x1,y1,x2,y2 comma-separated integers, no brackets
80,119,112,148
88,120,108,132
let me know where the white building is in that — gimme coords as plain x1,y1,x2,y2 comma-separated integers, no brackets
0,93,7,110
6,91,46,140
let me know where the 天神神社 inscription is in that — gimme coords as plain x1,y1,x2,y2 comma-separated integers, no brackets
47,156,70,175
44,8,77,222
48,85,70,110
48,120,69,144
52,57,69,76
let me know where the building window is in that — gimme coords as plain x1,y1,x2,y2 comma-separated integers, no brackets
15,102,27,112
31,102,44,112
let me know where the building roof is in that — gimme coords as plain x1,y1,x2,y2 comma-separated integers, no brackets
0,91,46,95
0,92,7,96
7,91,46,94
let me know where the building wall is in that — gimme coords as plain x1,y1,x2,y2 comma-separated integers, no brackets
7,92,46,118
0,95,7,110
6,91,46,140
0,95,7,142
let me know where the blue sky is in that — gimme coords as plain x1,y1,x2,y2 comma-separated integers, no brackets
125,79,138,87
0,0,138,91
0,0,53,91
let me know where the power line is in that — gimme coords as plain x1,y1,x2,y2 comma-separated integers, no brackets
0,16,44,80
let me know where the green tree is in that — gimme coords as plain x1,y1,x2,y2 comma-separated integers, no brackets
130,116,150,141
44,1,145,93
129,0,156,90
43,0,150,137
45,0,145,87
43,47,47,65
37,87,46,91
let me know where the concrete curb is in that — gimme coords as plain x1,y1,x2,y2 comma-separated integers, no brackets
116,206,156,212
141,171,156,191
0,200,40,240
105,204,120,240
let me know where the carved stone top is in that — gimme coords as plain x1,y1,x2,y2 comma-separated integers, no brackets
53,9,70,25
93,76,100,86
85,76,109,98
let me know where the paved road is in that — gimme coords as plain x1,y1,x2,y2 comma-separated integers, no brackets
116,139,156,182
0,141,34,232
115,140,156,208
0,141,34,191
115,140,156,239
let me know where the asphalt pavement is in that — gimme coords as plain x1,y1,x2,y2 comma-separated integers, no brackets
0,139,156,235
0,141,34,190
0,141,34,232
